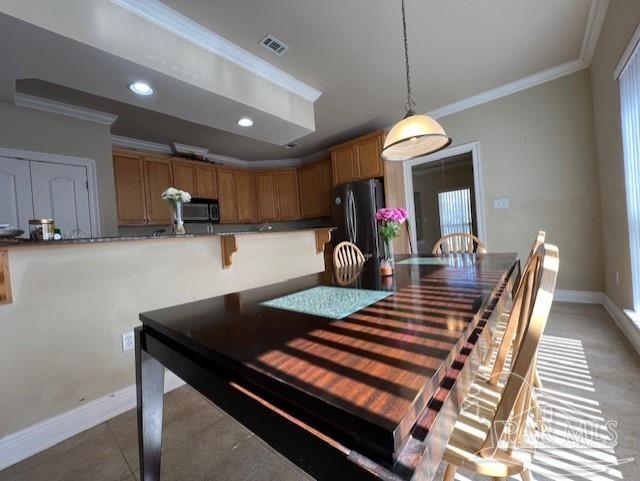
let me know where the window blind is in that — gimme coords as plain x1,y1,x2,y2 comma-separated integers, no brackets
438,188,473,237
620,39,640,311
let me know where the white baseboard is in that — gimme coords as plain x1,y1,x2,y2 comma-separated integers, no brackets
554,289,605,304
0,371,185,471
603,295,640,355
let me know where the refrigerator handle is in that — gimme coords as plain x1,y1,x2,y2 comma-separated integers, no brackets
350,190,358,244
346,190,354,242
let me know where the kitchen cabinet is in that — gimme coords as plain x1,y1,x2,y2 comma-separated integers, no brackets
331,145,357,186
235,170,256,223
195,164,218,199
171,158,197,195
298,159,332,219
255,172,279,221
113,152,147,225
319,159,333,216
355,135,384,179
143,155,173,225
298,163,322,219
275,170,300,221
330,130,385,186
217,168,237,223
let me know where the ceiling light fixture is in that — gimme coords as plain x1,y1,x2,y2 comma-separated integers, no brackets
129,81,154,96
237,117,254,127
381,0,451,161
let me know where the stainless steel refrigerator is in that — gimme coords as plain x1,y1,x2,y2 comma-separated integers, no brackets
331,179,385,259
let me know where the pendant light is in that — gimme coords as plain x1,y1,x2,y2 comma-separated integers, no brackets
381,0,452,161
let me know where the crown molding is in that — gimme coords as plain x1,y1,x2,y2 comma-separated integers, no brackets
15,93,118,125
111,135,173,154
110,0,322,103
425,0,608,121
427,59,586,120
172,142,209,157
580,0,610,66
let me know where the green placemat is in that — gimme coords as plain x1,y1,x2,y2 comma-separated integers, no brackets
262,286,392,320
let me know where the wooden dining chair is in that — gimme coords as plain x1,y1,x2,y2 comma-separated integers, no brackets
432,233,487,255
333,241,365,268
442,243,559,481
483,231,546,365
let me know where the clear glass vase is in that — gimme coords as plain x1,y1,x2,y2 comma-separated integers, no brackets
381,239,394,276
171,200,186,235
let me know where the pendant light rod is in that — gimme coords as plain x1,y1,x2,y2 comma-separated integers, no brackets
401,0,416,116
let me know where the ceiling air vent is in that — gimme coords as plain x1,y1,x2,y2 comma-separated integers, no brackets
259,34,290,56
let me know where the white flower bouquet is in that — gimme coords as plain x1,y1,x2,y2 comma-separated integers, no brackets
161,187,192,203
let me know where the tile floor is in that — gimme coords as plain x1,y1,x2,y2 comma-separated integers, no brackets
1,302,638,481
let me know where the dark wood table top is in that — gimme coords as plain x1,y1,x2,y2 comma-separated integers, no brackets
140,253,517,465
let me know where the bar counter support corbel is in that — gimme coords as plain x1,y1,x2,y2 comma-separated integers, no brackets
0,249,11,304
221,235,238,269
315,228,332,254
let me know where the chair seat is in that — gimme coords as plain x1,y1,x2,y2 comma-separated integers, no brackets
443,371,535,478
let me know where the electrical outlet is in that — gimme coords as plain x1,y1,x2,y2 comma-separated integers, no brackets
122,331,135,352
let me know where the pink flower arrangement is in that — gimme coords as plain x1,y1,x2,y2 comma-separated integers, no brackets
375,208,408,224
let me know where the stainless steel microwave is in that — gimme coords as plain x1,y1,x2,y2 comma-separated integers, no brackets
183,200,220,223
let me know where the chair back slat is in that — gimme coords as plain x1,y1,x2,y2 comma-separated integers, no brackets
480,243,559,457
432,233,486,255
333,241,365,268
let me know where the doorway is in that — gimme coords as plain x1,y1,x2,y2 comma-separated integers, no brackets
403,142,486,254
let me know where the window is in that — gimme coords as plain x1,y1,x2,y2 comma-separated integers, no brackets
619,33,640,311
438,188,473,237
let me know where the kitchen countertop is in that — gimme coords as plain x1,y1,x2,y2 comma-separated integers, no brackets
0,227,335,249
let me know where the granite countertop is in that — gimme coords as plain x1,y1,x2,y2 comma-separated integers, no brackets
0,227,335,249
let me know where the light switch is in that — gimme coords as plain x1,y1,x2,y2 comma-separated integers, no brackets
493,197,510,209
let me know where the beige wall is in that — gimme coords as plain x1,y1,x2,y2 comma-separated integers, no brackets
389,70,604,291
590,1,640,309
0,102,118,236
0,231,325,437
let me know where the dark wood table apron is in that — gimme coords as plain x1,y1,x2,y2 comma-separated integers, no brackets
136,253,518,481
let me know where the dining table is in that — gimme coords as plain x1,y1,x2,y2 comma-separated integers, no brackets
135,253,519,481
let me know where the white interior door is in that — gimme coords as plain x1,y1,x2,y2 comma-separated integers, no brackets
30,161,93,237
0,156,34,235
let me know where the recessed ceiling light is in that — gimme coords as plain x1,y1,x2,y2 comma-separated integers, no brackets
129,81,154,96
237,117,254,127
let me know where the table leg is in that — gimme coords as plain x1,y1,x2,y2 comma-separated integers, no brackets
135,328,165,481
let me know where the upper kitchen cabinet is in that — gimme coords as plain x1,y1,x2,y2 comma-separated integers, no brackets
331,145,357,186
195,164,218,199
217,167,237,224
143,155,173,225
298,158,332,219
113,151,147,225
330,130,386,186
319,159,333,216
234,170,256,223
275,170,300,221
170,158,197,195
255,172,279,222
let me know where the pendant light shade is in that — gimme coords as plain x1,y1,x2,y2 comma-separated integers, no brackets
383,0,452,161
381,114,451,161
